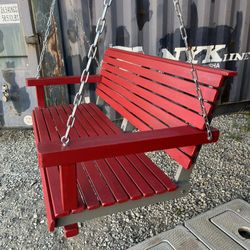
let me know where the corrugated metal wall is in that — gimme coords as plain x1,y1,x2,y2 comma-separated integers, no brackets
58,0,250,104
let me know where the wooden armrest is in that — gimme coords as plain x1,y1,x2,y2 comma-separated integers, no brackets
26,75,101,87
26,75,101,108
37,126,219,168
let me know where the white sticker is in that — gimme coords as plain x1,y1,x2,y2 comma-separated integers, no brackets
24,115,33,126
0,4,20,24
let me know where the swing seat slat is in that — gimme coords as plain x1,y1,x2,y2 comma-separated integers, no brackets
26,48,237,237
32,102,178,235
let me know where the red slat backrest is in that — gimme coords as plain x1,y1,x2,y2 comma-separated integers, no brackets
97,48,236,169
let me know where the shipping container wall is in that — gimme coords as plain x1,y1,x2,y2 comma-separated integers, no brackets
0,0,69,128
58,0,250,104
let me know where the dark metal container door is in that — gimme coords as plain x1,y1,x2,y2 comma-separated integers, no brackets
59,0,250,107
0,0,38,127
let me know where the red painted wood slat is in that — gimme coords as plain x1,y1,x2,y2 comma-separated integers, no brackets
96,88,150,130
137,154,177,191
46,107,67,138
85,104,117,135
105,49,236,86
40,108,85,214
26,75,101,87
85,104,157,198
68,104,99,137
32,112,40,144
86,104,165,197
114,156,155,197
39,168,55,232
102,66,213,112
101,68,206,134
100,61,212,162
77,163,100,210
42,109,60,141
62,105,89,137
45,166,68,217
98,83,169,129
83,161,116,207
106,49,237,77
126,154,167,194
101,76,179,128
96,159,129,203
105,157,144,199
80,105,145,201
102,62,218,103
54,106,79,139
88,104,121,134
37,126,220,168
165,148,192,169
101,75,206,129
34,109,70,217
33,108,50,143
78,104,107,136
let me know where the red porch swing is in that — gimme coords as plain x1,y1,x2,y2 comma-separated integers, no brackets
26,0,237,237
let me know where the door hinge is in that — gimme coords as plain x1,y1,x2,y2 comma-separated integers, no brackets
25,34,39,45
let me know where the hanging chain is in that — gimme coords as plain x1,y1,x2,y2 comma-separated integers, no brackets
61,0,113,146
69,0,100,67
173,0,212,140
35,0,57,78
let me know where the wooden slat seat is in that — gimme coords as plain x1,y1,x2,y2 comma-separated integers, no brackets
27,48,237,237
32,103,177,232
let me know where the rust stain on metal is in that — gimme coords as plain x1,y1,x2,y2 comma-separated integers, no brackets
47,17,63,76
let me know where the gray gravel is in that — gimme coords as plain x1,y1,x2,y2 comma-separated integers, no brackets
0,113,249,250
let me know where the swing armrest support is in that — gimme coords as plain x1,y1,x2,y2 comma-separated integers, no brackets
26,75,101,108
37,126,219,168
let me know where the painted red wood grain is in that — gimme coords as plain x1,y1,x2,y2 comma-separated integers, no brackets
102,62,218,103
26,75,101,87
76,163,100,210
39,168,56,232
100,76,206,129
83,161,116,207
37,126,219,168
113,156,155,198
137,154,177,191
36,86,46,108
101,67,213,113
105,48,236,85
96,159,129,203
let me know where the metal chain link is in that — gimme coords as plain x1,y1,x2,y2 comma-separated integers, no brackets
173,0,213,140
61,0,113,146
69,0,100,67
35,0,57,78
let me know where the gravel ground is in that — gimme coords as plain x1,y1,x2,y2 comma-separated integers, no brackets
0,113,249,250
